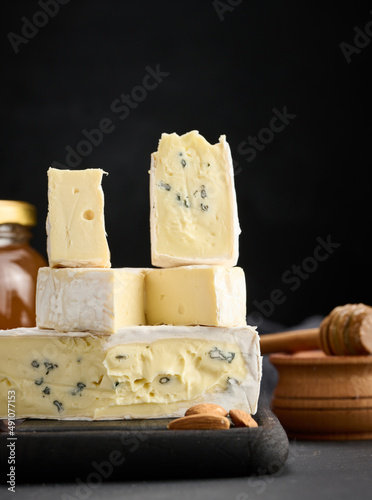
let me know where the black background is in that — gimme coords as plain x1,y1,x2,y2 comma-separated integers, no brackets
1,0,371,327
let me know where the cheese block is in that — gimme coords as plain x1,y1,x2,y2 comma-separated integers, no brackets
36,267,145,334
145,265,246,327
149,131,241,267
46,167,111,268
0,325,261,420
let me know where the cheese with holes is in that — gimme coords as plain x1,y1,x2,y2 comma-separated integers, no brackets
46,167,110,268
150,131,240,267
145,265,246,326
36,267,145,334
0,325,261,419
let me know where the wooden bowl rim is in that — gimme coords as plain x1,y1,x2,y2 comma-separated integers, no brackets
269,351,372,365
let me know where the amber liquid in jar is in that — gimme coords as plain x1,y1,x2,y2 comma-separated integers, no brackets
0,222,46,329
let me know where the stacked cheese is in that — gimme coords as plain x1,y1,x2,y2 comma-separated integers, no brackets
0,131,261,420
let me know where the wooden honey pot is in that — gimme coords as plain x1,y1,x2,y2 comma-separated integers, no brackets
260,304,372,440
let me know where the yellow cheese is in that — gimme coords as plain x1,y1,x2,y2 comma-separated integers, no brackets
46,167,110,268
145,265,246,327
0,326,261,419
150,131,240,267
36,267,145,333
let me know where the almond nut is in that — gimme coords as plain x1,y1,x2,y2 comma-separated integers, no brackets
229,409,258,428
185,403,228,417
167,413,230,430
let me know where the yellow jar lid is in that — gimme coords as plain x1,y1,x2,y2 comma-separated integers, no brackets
0,200,37,226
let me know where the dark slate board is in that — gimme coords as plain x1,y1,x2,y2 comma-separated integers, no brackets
0,405,288,483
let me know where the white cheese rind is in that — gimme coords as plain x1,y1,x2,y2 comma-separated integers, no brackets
35,267,145,334
144,265,247,327
149,131,241,267
0,325,261,420
46,167,111,268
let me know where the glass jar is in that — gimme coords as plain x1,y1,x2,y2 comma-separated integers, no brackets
0,200,47,329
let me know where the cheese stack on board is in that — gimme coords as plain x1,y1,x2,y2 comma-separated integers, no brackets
0,131,261,420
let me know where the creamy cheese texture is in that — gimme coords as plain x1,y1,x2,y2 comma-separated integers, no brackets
150,131,241,267
36,267,145,333
46,168,111,268
145,265,246,327
0,326,261,419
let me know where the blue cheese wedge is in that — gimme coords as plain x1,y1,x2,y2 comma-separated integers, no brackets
145,265,246,327
150,131,241,267
0,325,261,420
46,167,111,268
36,267,145,334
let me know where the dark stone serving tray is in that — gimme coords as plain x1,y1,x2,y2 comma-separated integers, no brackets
0,405,289,483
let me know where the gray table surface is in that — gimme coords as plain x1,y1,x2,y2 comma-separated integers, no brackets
2,318,372,499
1,439,372,500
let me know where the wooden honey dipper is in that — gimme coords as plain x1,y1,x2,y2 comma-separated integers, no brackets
260,303,372,355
